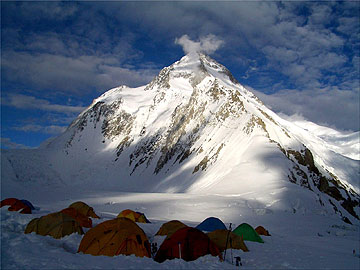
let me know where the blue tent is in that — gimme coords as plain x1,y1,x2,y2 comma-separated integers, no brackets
21,199,35,210
195,217,227,232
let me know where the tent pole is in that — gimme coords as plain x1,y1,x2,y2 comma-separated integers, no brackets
223,223,232,262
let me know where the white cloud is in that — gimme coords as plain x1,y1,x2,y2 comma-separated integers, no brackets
12,124,66,135
0,138,32,149
3,94,86,114
1,51,158,93
251,86,360,131
175,34,224,55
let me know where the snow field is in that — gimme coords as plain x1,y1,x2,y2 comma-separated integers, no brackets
1,189,359,269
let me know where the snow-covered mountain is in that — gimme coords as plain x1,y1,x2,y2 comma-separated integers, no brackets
2,52,359,223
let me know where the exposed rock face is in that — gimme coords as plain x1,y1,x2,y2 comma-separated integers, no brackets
46,53,359,222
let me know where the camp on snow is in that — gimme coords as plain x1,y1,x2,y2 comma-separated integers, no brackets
154,227,222,263
1,198,32,214
117,209,150,223
232,223,264,243
25,212,84,239
155,220,188,238
68,201,100,219
195,217,227,232
78,217,151,258
207,229,249,252
60,207,93,228
255,225,271,236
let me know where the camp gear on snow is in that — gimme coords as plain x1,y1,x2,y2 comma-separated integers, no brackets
78,217,151,258
25,212,84,239
117,209,150,223
68,201,100,219
1,198,32,214
235,256,242,266
154,227,222,263
155,220,188,238
207,229,249,252
233,223,264,243
60,207,93,228
195,217,227,232
255,225,271,236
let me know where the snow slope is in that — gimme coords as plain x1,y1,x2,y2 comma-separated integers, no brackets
1,189,359,269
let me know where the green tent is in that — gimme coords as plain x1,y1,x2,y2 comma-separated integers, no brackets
232,223,264,243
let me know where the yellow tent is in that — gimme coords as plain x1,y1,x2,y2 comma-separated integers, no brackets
117,209,150,223
78,217,151,258
24,212,84,239
68,201,100,219
207,229,249,252
155,220,187,238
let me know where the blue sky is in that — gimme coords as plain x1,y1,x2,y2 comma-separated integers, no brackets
1,1,359,149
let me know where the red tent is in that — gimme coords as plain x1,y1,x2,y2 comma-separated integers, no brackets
154,227,222,263
1,198,31,214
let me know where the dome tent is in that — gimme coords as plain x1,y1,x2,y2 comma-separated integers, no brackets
154,227,222,263
117,209,150,223
255,225,271,236
1,198,32,214
60,207,93,228
207,229,249,252
155,220,188,238
78,217,151,258
25,212,84,239
195,217,227,232
68,201,100,219
233,223,264,243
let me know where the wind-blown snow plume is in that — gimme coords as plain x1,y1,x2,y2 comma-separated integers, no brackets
175,34,224,55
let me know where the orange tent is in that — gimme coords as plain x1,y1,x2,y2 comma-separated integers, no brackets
155,220,187,238
78,217,151,258
255,226,271,236
1,198,31,214
25,212,83,239
117,209,150,223
154,227,222,263
207,229,249,252
60,207,92,228
68,201,100,219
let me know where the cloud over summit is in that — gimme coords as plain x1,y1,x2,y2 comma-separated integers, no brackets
175,34,224,55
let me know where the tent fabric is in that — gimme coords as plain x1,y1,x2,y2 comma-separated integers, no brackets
68,201,100,219
78,217,151,258
24,212,84,239
1,198,18,207
154,227,222,263
60,207,92,228
207,229,249,252
21,199,35,210
1,198,31,214
233,223,264,243
117,209,150,223
155,220,188,238
195,217,227,232
255,225,271,236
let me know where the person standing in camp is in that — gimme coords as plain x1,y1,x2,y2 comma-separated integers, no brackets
151,243,158,257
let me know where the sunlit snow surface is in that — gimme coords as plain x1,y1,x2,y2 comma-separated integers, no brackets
1,189,359,269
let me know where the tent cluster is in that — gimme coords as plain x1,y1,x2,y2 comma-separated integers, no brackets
24,201,100,239
1,198,35,214
20,204,271,264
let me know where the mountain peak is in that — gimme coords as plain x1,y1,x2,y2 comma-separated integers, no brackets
30,51,359,224
144,53,239,92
